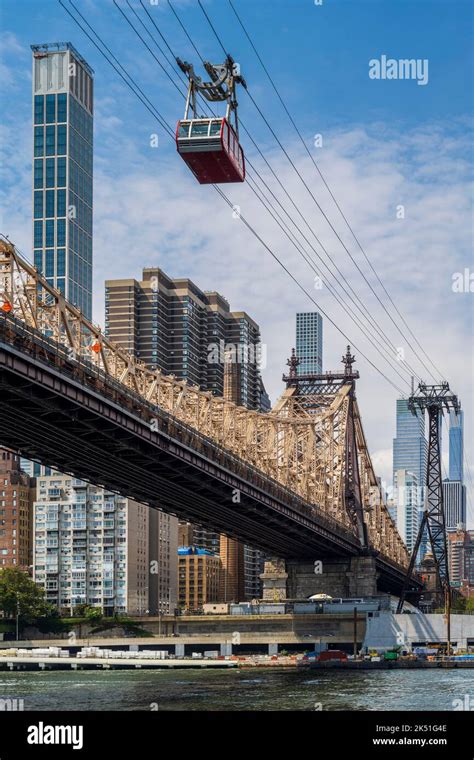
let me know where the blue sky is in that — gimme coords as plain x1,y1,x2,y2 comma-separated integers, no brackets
0,0,473,520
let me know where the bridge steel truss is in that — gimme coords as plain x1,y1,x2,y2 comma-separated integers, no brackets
0,240,410,573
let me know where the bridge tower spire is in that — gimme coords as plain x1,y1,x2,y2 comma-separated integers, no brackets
341,347,369,550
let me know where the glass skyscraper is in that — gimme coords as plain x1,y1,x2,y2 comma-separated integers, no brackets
392,399,427,490
32,43,93,319
295,311,323,374
449,410,464,482
393,469,420,556
393,399,428,561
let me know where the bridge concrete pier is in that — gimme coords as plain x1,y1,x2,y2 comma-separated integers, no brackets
262,557,379,601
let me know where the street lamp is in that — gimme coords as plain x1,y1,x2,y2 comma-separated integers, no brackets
15,596,20,642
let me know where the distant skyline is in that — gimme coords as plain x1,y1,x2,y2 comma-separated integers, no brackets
0,0,472,525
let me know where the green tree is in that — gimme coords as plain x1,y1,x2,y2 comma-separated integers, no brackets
0,567,53,624
83,606,102,622
465,596,474,613
452,594,467,613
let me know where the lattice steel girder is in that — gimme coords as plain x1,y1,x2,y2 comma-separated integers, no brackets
408,383,460,592
0,238,410,570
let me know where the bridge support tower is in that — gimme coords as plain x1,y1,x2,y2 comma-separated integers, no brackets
260,557,379,600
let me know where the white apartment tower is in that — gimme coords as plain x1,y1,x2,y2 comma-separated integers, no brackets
33,473,177,615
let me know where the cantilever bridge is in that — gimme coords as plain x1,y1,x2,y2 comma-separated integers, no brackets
0,239,419,595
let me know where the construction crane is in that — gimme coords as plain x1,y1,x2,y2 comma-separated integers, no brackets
397,382,461,655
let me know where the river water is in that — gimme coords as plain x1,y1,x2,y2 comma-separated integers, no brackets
0,668,473,711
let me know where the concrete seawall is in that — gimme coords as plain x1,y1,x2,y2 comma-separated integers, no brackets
363,612,474,650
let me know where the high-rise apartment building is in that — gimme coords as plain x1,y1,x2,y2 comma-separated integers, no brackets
464,530,474,592
448,526,472,590
105,268,262,407
106,267,266,601
148,509,178,615
295,312,323,374
32,43,93,319
33,473,177,615
177,547,220,611
0,450,34,571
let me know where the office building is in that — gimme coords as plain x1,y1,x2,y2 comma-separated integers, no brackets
443,411,466,534
394,469,420,556
219,535,245,603
0,450,34,571
32,43,93,319
392,398,427,561
33,473,177,615
295,312,323,374
177,547,220,611
449,410,464,482
443,479,467,532
393,399,427,489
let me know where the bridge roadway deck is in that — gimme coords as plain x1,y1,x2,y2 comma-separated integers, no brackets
0,315,416,593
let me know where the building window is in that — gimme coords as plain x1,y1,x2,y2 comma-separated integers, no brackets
45,94,56,124
34,191,43,219
34,159,43,189
57,189,66,217
57,125,67,155
45,125,55,156
34,95,44,125
57,219,66,247
34,250,42,271
57,248,65,277
34,127,44,158
57,93,67,123
57,157,66,187
34,220,43,248
45,190,55,218
45,220,54,247
45,158,55,188
45,249,54,278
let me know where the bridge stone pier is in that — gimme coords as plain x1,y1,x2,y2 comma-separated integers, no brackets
262,558,379,600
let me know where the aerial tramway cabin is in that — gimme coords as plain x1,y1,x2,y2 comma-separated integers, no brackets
176,117,245,184
175,55,246,185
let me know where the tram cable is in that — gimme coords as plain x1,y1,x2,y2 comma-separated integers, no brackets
197,0,441,384
59,0,409,395
227,0,445,383
155,2,424,384
112,0,421,387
